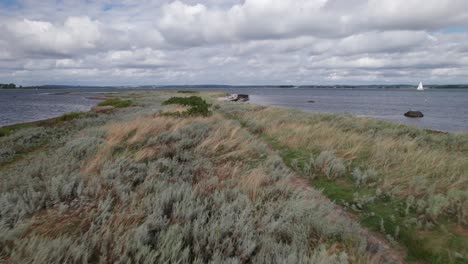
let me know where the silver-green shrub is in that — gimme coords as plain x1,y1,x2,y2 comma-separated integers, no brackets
0,92,370,263
315,151,346,180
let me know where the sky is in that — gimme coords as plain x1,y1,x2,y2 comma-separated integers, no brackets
1,0,468,86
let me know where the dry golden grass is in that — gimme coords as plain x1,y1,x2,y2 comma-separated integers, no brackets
214,162,240,181
236,107,468,210
23,206,95,239
121,117,176,145
81,149,109,175
238,168,268,201
196,116,264,163
134,146,161,162
82,115,214,175
162,104,190,114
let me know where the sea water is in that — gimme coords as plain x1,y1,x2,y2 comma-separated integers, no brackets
1,87,467,133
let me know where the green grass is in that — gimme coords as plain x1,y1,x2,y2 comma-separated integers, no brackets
176,90,198,94
0,112,88,138
57,112,86,122
279,145,468,263
162,96,211,116
0,128,10,137
276,138,467,263
98,98,133,108
218,104,468,264
0,124,32,137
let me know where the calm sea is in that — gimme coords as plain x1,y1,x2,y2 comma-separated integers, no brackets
245,87,468,133
1,87,467,133
0,88,120,126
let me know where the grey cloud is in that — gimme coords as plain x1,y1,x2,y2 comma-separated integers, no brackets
1,0,468,85
157,0,468,45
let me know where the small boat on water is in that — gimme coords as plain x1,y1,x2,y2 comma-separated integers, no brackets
417,82,424,91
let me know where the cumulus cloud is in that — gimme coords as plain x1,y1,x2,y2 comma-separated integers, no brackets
158,0,468,44
3,17,101,57
0,0,468,85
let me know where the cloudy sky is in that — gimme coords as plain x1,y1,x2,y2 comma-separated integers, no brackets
1,0,468,86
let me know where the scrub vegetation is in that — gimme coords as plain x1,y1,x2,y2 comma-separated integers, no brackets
0,91,466,263
162,96,212,117
218,102,468,263
57,112,87,122
0,91,380,264
177,90,199,94
98,98,133,108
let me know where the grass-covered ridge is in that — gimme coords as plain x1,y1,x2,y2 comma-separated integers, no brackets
218,103,468,263
1,92,388,263
2,91,466,263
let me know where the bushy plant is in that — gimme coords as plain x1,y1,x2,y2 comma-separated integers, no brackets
426,194,450,220
315,151,346,180
162,96,211,117
352,168,378,187
0,127,50,164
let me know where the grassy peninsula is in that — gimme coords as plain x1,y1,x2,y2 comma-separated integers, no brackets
0,91,466,263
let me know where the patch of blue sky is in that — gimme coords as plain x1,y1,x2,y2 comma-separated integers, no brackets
103,3,124,11
439,26,467,34
0,0,20,8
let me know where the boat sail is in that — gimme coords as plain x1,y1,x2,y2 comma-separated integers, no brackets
417,82,424,91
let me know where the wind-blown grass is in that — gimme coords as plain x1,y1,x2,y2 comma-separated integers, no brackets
218,102,468,263
0,92,378,263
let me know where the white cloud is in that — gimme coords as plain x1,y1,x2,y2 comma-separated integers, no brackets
4,17,101,56
157,0,468,44
0,0,468,85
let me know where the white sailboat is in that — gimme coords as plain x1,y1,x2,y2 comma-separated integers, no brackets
417,82,424,91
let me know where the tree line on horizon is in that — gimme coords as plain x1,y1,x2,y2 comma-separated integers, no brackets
0,83,19,89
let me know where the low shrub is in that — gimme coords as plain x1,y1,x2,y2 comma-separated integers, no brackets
315,151,346,180
352,168,378,187
162,96,211,117
0,127,51,164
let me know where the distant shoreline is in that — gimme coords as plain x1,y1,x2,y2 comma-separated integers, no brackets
1,90,454,138
2,88,467,134
2,84,468,90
